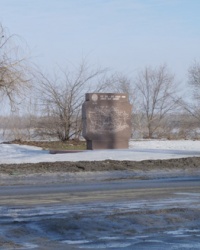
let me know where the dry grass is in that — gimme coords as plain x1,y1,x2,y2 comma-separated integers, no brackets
5,139,86,150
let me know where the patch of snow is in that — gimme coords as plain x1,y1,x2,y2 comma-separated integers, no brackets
0,140,200,164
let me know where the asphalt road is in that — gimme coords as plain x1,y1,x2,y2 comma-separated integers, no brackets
1,177,200,206
0,177,200,250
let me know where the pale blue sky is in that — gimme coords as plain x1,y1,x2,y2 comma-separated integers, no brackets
1,0,200,85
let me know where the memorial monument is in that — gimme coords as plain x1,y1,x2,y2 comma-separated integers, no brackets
82,93,132,150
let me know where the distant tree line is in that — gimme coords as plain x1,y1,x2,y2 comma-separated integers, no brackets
1,22,200,141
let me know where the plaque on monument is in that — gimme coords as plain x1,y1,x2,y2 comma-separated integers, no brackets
82,93,132,150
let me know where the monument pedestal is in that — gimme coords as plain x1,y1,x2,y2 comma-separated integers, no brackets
86,139,129,150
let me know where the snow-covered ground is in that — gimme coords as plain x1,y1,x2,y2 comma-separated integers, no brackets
1,140,200,164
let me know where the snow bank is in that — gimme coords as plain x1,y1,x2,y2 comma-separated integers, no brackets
0,140,200,164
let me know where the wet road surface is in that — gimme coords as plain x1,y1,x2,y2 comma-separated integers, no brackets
0,177,200,205
0,177,200,249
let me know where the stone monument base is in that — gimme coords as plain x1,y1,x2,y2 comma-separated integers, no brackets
86,140,129,150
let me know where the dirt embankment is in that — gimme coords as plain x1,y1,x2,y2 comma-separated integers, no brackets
0,157,200,175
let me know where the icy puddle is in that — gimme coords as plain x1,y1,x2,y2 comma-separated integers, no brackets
0,191,200,249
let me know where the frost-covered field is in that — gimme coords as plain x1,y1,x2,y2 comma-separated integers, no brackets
1,139,200,164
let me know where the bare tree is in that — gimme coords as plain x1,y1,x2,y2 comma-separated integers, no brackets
107,73,134,95
35,61,109,141
106,72,145,138
0,23,30,109
185,60,200,121
135,65,180,138
188,60,200,96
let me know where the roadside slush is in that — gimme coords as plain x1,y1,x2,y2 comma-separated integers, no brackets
0,157,200,186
